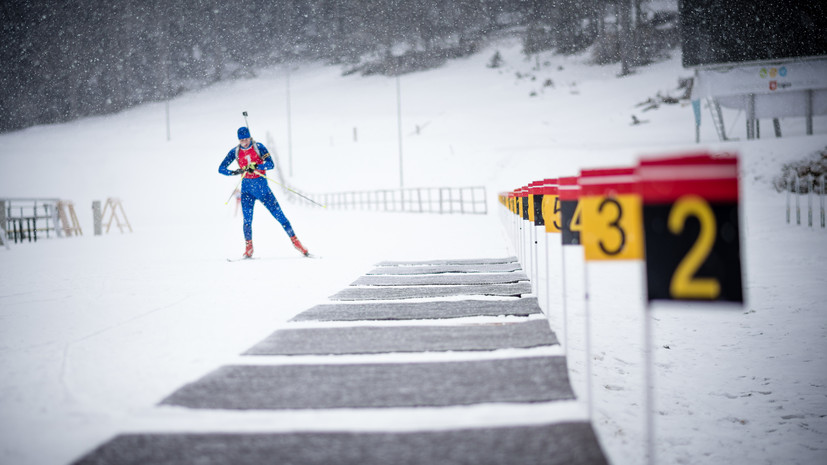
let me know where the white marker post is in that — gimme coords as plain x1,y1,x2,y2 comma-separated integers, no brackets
638,153,745,465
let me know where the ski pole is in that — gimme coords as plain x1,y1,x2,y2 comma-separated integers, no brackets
253,170,327,208
224,174,243,205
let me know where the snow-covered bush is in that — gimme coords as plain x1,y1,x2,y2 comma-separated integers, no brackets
772,147,827,193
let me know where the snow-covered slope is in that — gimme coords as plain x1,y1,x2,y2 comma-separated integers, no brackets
1,38,825,464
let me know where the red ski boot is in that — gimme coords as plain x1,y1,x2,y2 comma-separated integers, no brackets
243,240,254,258
290,235,309,256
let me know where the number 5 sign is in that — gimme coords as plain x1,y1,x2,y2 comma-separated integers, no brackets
638,154,744,303
579,167,644,261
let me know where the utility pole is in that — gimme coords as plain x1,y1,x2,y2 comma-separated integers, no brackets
396,74,404,188
286,64,294,177
619,0,633,76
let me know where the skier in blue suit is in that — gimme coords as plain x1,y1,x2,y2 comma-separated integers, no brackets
218,126,308,258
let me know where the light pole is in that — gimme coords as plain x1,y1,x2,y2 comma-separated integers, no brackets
286,64,294,177
396,74,403,188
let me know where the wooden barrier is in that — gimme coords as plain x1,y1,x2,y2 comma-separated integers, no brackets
101,198,133,233
57,200,83,237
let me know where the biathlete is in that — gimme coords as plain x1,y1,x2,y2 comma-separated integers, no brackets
218,126,309,258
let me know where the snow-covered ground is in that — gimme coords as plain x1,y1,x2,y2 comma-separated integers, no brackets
1,38,825,465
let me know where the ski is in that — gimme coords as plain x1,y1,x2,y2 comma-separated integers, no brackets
226,254,319,261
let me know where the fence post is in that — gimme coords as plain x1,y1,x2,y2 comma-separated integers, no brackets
795,176,801,225
0,200,6,248
41,203,49,238
808,174,813,227
821,174,825,228
786,177,791,223
439,188,444,214
469,188,476,214
92,201,102,235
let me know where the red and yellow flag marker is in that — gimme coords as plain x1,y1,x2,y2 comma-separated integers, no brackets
579,167,643,261
541,178,560,233
520,186,530,221
637,153,743,303
558,176,582,246
525,180,543,226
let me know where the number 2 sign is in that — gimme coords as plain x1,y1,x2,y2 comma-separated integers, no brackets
638,154,744,303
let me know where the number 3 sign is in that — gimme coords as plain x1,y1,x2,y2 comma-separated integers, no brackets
579,167,644,261
638,154,744,303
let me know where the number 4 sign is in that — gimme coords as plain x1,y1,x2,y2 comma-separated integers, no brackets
559,176,582,245
638,153,744,303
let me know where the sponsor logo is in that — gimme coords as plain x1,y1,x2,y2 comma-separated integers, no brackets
769,81,793,91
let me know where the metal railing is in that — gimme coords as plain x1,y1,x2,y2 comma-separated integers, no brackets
283,186,488,215
785,173,825,228
264,132,487,215
1,198,61,244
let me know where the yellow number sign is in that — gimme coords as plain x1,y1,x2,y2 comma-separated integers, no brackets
638,153,743,303
540,179,560,233
579,168,643,261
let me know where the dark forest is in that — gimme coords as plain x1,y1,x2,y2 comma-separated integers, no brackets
1,0,679,133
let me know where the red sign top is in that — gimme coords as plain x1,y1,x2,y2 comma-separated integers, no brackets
528,180,544,195
579,167,637,196
542,178,558,195
637,153,739,203
558,176,580,201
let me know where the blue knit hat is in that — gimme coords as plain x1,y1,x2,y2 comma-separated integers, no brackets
237,126,251,139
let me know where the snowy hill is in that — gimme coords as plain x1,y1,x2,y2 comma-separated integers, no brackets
1,38,826,464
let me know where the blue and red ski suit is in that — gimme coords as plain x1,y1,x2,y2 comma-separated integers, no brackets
218,141,294,241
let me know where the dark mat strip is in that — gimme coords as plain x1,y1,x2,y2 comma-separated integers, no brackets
71,422,608,465
160,356,573,410
244,319,557,355
330,282,532,301
375,257,518,267
366,262,523,275
290,297,543,321
351,272,528,286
